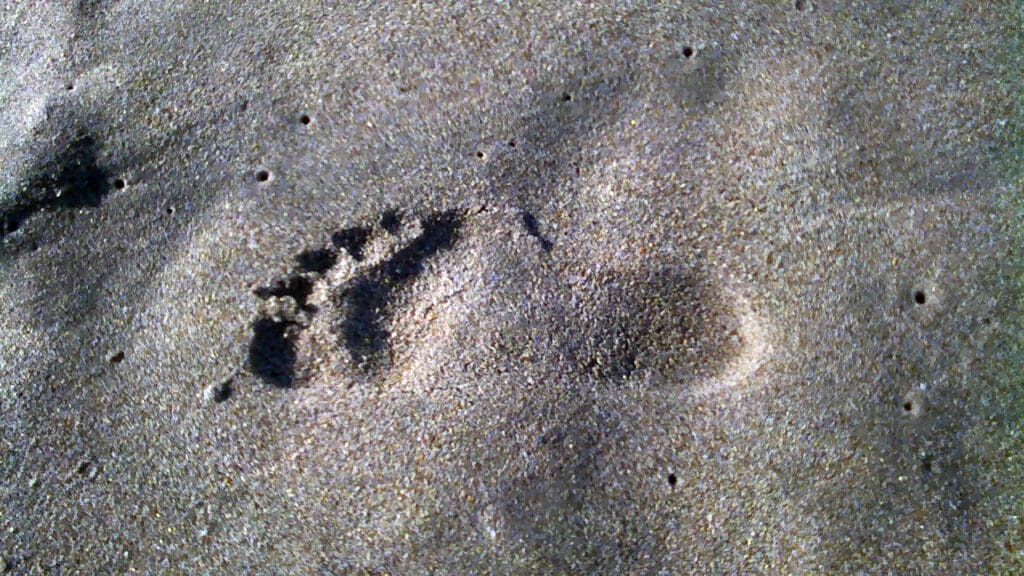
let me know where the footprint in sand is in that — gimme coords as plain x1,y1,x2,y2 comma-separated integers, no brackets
247,208,465,388
245,206,769,399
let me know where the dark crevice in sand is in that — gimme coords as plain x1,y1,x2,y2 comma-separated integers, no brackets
521,210,553,253
336,276,389,361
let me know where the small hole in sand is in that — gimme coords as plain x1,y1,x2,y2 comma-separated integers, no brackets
256,169,271,183
299,114,311,125
107,350,125,364
476,151,485,159
113,178,126,190
561,92,573,102
508,140,516,148
65,83,75,91
914,290,927,305
166,206,175,216
682,46,694,58
795,0,811,10
901,391,926,417
667,473,678,487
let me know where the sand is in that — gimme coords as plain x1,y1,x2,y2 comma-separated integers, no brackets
1,1,1022,573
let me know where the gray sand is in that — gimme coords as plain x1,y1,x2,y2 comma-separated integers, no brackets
1,1,1023,573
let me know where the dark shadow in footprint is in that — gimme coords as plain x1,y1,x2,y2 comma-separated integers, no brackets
330,226,370,262
250,271,319,387
1,133,111,240
249,317,298,388
296,248,337,274
247,210,462,384
559,267,725,389
379,209,402,235
337,277,388,361
253,274,316,310
336,210,462,362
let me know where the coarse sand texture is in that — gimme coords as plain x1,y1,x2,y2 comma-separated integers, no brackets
1,1,1023,574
